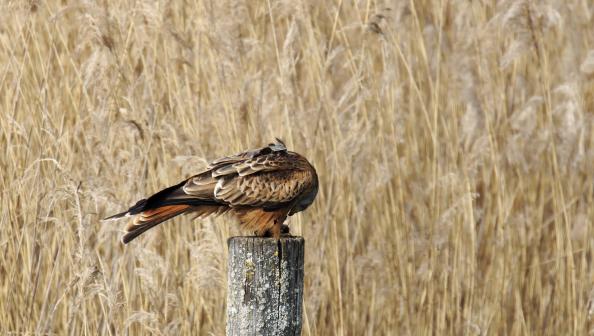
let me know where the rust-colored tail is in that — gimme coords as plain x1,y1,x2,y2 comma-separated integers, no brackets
104,179,226,244
122,205,192,244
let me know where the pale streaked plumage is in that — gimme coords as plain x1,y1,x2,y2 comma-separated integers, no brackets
104,139,318,243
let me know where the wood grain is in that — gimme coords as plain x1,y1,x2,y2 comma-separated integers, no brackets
226,236,304,336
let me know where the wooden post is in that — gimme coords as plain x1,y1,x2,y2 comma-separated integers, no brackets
226,236,304,336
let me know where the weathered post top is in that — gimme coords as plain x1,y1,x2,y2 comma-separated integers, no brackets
226,236,304,336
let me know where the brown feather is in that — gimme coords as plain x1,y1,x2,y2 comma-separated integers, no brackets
233,208,289,238
190,205,228,219
107,139,318,243
123,205,191,243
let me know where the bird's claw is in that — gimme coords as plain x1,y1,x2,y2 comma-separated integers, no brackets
280,224,291,236
259,224,291,238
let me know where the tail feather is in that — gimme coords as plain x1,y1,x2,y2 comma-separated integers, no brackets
103,181,189,221
104,179,226,244
122,205,192,244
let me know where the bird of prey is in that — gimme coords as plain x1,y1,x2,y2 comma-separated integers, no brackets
105,139,318,244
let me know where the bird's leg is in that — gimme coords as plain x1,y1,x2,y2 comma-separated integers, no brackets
261,217,290,239
280,224,290,235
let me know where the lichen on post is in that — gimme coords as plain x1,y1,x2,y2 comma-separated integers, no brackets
226,236,304,336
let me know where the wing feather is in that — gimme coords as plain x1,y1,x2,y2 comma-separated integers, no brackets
214,169,313,207
182,172,217,197
181,140,312,209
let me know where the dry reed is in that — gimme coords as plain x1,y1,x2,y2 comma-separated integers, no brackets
1,0,593,334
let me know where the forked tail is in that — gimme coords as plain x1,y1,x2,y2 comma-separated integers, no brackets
104,180,223,244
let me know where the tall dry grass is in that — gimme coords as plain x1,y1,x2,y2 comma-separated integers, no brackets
1,0,593,334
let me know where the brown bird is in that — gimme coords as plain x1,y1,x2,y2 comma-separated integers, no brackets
105,139,318,244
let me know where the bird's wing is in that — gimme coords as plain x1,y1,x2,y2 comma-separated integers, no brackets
207,138,287,170
214,166,314,207
211,150,295,177
184,152,313,208
207,148,260,169
178,171,218,199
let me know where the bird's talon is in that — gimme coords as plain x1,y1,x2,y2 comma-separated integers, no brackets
280,224,290,235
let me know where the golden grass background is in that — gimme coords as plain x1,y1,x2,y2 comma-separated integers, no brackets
1,0,593,334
